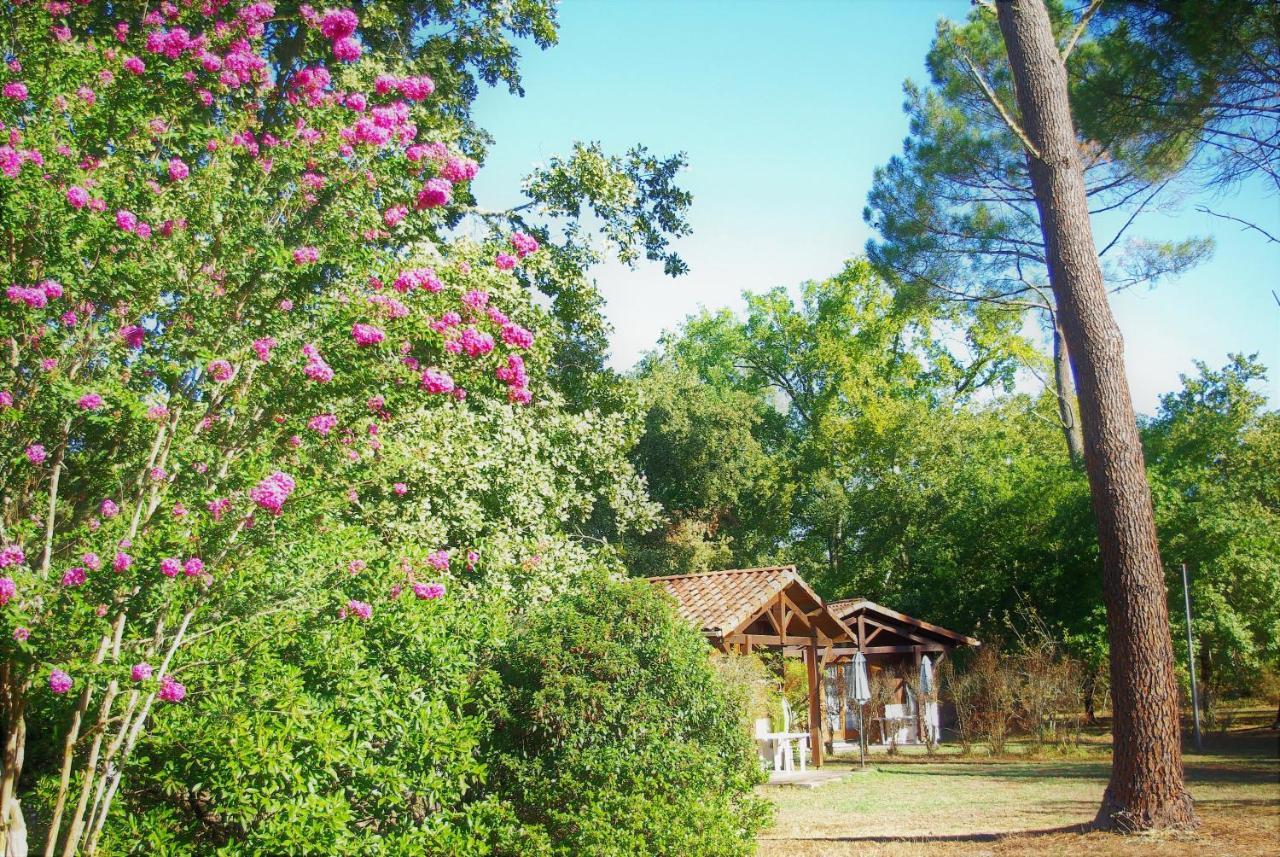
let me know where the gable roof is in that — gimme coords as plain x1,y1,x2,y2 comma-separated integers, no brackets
827,597,980,647
646,566,854,643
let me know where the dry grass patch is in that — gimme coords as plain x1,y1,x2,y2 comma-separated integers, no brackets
758,717,1278,857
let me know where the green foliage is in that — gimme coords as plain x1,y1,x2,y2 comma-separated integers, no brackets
1074,0,1280,189
96,532,504,856
482,576,772,857
1143,355,1280,695
626,363,791,576
630,263,1108,649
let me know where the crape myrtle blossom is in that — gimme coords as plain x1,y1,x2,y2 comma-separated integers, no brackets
413,582,445,600
351,323,385,346
0,2,552,833
1,545,25,569
511,231,540,258
251,471,297,515
49,670,72,694
157,675,186,703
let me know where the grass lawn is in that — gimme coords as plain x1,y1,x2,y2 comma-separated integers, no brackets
758,708,1278,857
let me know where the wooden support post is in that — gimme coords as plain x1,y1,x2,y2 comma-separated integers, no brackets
806,636,824,768
913,647,926,744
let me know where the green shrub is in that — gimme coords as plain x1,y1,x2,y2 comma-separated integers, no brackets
482,577,772,856
99,551,509,856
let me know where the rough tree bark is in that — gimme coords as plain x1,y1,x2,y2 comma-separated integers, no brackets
993,0,1197,831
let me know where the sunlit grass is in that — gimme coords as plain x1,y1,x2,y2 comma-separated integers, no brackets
758,706,1279,857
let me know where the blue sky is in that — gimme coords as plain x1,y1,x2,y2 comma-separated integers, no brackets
471,0,1280,414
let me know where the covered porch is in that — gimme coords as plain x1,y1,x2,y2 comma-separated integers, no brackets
824,598,980,747
647,566,857,768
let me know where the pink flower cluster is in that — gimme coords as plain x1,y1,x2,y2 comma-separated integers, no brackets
0,577,16,606
6,279,62,309
392,268,442,293
375,73,435,101
49,670,73,694
61,566,87,587
293,246,319,265
131,662,153,681
496,354,532,404
158,675,186,702
413,582,445,600
351,323,385,346
342,599,372,620
119,324,146,349
308,413,337,435
511,231,540,258
207,359,234,382
501,322,535,349
439,156,479,183
415,177,451,210
0,545,25,569
207,497,231,521
455,327,495,358
420,367,455,395
302,344,334,382
251,471,296,516
78,392,105,410
317,8,361,63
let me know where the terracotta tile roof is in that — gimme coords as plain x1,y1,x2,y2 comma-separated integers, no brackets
646,566,799,636
645,566,858,645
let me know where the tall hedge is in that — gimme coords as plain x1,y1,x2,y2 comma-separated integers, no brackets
483,577,772,856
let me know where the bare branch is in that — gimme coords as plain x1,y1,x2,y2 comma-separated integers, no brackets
1194,205,1280,244
1060,0,1103,62
959,49,1042,161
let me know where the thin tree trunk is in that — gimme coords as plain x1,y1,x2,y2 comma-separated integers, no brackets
994,0,1196,831
1053,317,1085,463
1082,663,1098,726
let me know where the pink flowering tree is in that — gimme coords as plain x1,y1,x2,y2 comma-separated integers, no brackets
0,1,682,851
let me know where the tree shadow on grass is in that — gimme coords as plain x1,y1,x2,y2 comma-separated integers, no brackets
759,823,1091,844
881,760,1274,787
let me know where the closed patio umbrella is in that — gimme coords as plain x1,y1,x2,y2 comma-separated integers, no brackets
852,652,872,703
852,653,871,769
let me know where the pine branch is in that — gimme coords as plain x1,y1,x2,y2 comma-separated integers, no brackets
959,49,1042,161
1060,0,1103,62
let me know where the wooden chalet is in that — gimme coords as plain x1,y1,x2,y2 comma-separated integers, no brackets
647,567,980,760
646,566,855,766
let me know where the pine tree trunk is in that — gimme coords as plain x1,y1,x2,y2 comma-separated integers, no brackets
1053,318,1085,463
994,0,1196,831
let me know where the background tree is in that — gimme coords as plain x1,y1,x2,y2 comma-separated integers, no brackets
1143,356,1280,710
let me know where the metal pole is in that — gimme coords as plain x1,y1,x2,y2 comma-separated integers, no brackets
859,702,867,769
1181,563,1202,751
